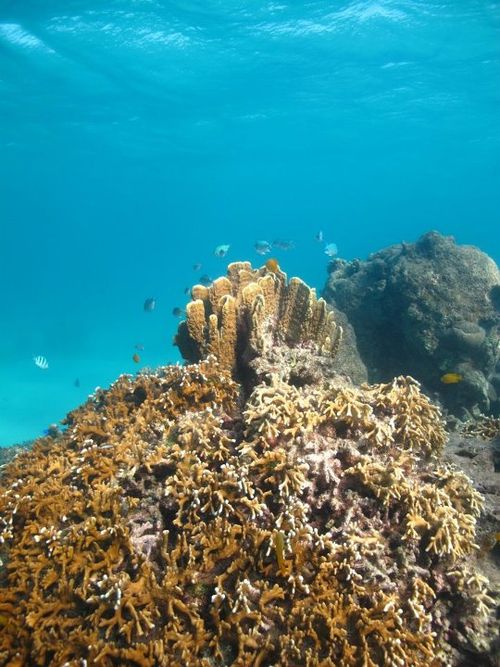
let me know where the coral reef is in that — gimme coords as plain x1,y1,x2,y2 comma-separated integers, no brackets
323,231,500,417
0,265,498,666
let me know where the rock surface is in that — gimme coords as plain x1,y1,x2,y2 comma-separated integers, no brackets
323,231,500,417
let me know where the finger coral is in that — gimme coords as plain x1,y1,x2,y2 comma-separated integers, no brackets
0,267,497,667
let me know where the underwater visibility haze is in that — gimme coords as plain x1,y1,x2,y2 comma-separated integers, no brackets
1,0,499,445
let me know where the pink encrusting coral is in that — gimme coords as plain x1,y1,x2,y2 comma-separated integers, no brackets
0,263,497,666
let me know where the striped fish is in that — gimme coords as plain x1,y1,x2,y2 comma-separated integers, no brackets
33,355,49,370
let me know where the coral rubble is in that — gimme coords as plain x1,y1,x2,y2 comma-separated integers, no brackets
0,264,497,666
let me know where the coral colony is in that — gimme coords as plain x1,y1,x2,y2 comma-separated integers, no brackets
0,262,496,666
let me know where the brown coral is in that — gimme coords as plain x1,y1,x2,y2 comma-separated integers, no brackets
175,261,342,374
0,267,496,667
461,414,500,440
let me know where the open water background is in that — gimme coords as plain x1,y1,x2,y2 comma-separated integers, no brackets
1,1,499,445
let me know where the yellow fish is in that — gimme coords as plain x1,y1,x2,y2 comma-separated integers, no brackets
440,373,463,384
273,530,292,574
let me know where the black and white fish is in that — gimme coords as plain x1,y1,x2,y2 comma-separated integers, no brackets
315,231,324,243
33,355,49,370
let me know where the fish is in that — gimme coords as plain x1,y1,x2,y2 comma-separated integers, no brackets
184,287,191,295
214,244,230,258
265,258,280,273
440,373,463,384
324,243,338,257
143,298,156,312
132,353,141,363
315,231,324,242
172,307,184,317
254,240,272,255
43,423,60,437
192,263,202,271
33,355,49,370
199,274,213,286
272,239,295,251
134,343,145,351
273,530,286,571
74,378,80,388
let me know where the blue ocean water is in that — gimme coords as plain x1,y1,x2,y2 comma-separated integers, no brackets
0,1,499,446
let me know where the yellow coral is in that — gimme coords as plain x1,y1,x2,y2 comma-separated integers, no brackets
365,376,447,456
175,261,342,373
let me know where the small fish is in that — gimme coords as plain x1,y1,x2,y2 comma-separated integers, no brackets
172,307,184,317
272,239,294,251
33,355,49,370
143,297,156,312
43,423,60,438
273,530,286,571
214,244,230,258
255,240,272,255
132,353,141,363
273,530,291,574
192,263,202,271
324,243,338,257
134,343,145,351
440,373,463,384
265,258,280,273
184,286,191,295
199,274,213,286
315,231,324,243
73,378,80,388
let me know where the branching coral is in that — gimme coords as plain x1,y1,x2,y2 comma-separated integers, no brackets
0,266,496,666
348,460,483,560
364,375,447,456
461,414,500,440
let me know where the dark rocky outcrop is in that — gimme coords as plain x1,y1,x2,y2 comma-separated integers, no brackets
323,231,500,417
